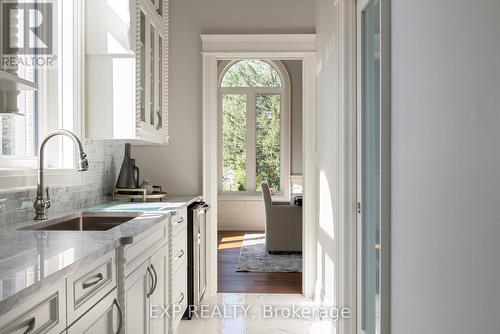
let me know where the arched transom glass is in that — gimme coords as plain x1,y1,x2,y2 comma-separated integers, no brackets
221,60,283,88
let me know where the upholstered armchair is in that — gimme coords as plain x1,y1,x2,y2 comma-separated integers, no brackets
261,182,302,252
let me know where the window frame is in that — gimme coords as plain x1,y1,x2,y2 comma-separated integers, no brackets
0,0,84,191
217,59,291,199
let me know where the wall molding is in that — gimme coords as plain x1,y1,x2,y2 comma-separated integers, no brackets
200,34,316,53
335,2,358,334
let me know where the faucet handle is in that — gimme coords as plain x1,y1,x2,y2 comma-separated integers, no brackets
45,186,51,209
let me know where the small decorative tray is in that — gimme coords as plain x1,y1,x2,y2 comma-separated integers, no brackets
112,186,167,202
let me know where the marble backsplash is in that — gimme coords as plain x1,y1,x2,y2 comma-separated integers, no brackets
0,139,126,233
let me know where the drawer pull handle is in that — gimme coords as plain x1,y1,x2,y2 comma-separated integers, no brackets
175,250,185,260
23,317,35,334
82,273,104,289
150,264,158,295
113,298,123,334
146,266,155,298
177,292,185,304
174,217,184,226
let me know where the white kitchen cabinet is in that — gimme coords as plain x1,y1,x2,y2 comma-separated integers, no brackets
149,245,169,333
170,261,187,331
170,212,188,331
0,280,66,334
85,0,169,145
123,243,169,334
171,228,187,276
0,203,197,334
124,259,151,334
124,222,167,278
66,289,122,334
171,209,187,238
66,251,116,326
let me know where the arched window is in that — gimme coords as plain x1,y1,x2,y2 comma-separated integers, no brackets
218,60,290,195
221,59,282,88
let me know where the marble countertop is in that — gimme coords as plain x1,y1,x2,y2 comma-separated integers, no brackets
0,195,202,315
88,195,203,213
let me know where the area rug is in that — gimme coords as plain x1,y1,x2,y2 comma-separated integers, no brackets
235,233,302,272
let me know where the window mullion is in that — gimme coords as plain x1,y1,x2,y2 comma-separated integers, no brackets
246,92,256,192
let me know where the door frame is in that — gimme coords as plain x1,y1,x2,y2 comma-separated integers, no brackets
356,0,391,333
201,34,317,297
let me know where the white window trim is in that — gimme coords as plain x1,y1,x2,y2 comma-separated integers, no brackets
0,168,82,194
217,59,291,199
0,0,85,192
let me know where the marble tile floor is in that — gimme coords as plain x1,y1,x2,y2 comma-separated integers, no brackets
176,293,343,334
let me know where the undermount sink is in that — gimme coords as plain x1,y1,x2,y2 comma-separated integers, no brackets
21,212,140,231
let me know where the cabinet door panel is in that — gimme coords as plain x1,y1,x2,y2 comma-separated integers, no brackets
86,0,168,144
125,260,150,334
149,245,169,334
171,263,188,330
67,290,121,334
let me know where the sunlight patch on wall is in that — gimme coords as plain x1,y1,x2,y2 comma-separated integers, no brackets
319,170,335,240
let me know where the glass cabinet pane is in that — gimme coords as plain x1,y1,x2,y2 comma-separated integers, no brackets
139,11,146,122
157,34,163,130
361,0,381,334
150,24,155,126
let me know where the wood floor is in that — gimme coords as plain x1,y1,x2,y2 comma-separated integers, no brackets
217,231,302,294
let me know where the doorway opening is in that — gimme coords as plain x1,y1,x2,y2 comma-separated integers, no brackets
201,35,317,298
216,59,303,294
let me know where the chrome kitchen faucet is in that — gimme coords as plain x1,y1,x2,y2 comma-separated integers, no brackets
34,130,89,220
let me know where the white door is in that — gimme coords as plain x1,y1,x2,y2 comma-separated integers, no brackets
357,0,381,333
125,260,151,334
149,245,169,333
67,291,122,334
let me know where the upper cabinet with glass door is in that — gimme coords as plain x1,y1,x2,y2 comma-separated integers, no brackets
85,0,169,145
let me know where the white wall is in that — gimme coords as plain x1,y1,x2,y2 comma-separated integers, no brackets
132,0,314,196
315,0,339,307
218,199,265,231
392,0,500,333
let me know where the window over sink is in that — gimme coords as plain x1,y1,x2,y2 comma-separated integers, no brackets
0,0,83,170
0,0,84,188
